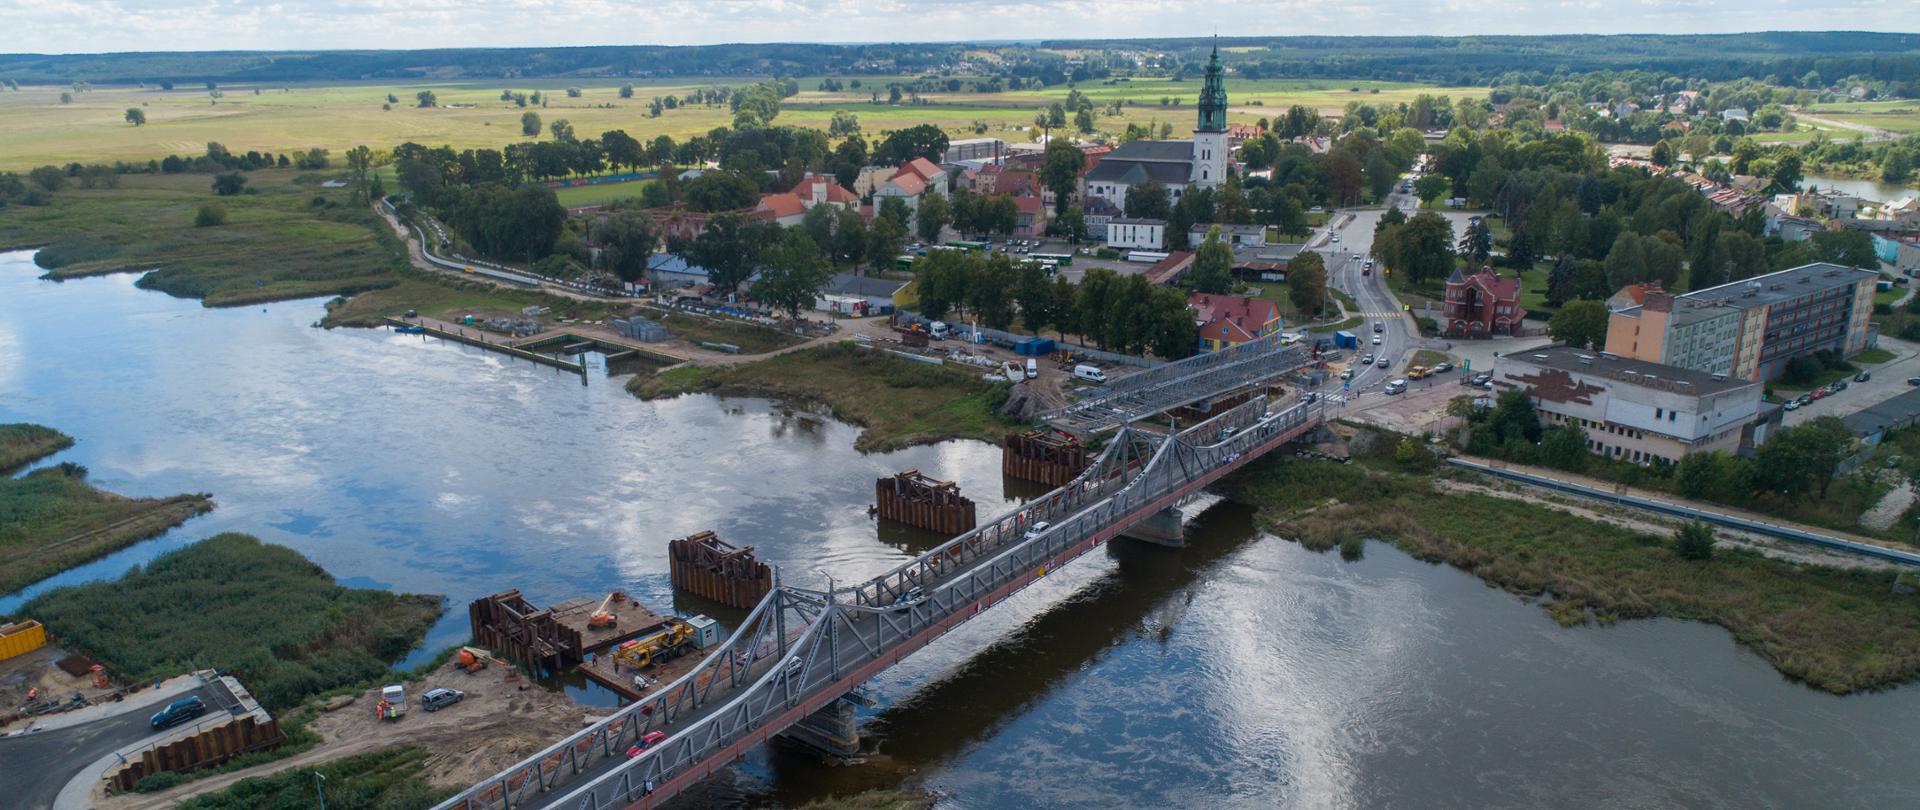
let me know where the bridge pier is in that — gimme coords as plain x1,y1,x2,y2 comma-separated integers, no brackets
1121,506,1187,547
777,694,861,760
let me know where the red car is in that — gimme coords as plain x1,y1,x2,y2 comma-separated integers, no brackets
1810,388,1829,400
626,731,669,758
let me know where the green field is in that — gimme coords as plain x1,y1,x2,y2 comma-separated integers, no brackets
550,177,657,207
1804,99,1920,135
0,76,1487,171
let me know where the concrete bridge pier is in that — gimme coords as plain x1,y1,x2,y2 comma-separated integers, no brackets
1122,507,1187,547
778,694,861,760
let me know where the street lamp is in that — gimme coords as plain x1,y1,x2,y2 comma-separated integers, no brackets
315,772,327,810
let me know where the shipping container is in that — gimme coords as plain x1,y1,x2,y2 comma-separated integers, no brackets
0,620,48,662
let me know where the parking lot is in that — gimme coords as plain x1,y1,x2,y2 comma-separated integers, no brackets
1783,338,1920,426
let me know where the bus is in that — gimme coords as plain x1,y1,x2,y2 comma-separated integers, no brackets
944,240,989,253
894,255,916,272
1031,252,1073,266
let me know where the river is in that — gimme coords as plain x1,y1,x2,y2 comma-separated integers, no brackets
3,249,1918,808
1802,173,1920,204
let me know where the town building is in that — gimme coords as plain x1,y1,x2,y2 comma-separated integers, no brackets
943,138,1006,163
1189,222,1267,249
874,157,950,227
1441,267,1528,336
1081,45,1230,208
1143,252,1195,286
1604,262,1879,381
1493,345,1771,465
1188,292,1281,353
1107,218,1167,250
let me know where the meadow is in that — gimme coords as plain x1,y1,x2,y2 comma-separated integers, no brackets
1804,99,1920,136
0,76,1485,171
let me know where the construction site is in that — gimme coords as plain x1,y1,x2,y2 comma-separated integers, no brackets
468,587,725,703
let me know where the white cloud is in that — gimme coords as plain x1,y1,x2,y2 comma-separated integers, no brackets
5,0,1917,53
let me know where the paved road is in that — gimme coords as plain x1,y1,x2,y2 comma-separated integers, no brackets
0,683,225,810
1783,337,1920,426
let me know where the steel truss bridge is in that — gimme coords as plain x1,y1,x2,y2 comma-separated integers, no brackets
1039,332,1310,436
436,344,1322,810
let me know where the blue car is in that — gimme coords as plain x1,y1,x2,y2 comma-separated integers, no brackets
150,695,207,730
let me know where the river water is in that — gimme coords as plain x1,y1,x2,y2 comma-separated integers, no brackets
3,249,1918,808
1802,173,1920,204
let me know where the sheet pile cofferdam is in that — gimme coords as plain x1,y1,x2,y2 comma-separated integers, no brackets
874,469,977,534
1002,430,1090,486
668,531,775,609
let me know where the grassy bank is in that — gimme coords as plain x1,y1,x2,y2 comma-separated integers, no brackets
0,423,74,472
0,170,407,307
0,452,214,595
23,533,442,709
174,746,448,810
641,306,808,354
1219,447,1920,695
320,276,622,328
629,343,1016,452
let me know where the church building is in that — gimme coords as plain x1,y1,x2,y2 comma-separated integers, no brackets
1082,45,1231,208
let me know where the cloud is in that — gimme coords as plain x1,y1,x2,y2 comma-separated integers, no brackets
7,0,1917,54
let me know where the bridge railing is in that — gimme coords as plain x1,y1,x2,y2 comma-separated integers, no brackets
1040,334,1305,423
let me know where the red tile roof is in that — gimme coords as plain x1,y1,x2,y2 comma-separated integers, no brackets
755,192,806,219
1013,195,1043,215
1188,292,1280,341
887,172,927,197
1143,251,1194,285
788,175,859,204
994,170,1037,196
897,157,943,182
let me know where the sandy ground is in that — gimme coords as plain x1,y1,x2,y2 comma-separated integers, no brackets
0,646,118,732
1861,480,1916,533
100,660,592,809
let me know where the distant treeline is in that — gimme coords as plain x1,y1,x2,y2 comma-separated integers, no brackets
3,32,1919,87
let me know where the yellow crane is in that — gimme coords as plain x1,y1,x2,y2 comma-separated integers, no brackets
609,619,694,670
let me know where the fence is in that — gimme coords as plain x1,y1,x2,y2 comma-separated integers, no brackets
893,311,1161,369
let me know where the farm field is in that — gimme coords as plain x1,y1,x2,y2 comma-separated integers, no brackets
0,76,1485,170
1803,99,1920,135
550,177,658,207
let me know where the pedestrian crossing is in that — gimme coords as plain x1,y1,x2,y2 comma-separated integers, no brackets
1351,311,1407,318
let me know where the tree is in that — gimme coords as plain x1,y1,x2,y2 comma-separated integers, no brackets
754,231,831,317
415,90,436,108
1544,254,1580,306
1124,179,1170,220
1413,173,1448,207
58,92,71,104
193,204,227,227
1650,140,1674,167
1189,226,1233,294
619,84,635,99
1487,388,1541,444
211,172,247,196
828,110,860,138
1754,416,1852,497
1538,424,1590,472
686,214,777,292
549,119,575,143
1603,231,1647,290
915,191,950,243
1075,107,1095,134
596,211,658,283
1286,250,1328,316
345,145,374,203
1549,300,1609,349
1883,147,1915,184
1459,219,1492,266
1016,262,1055,334
1395,212,1456,284
521,112,542,137
1039,139,1082,218
1673,521,1715,562
680,170,759,213
1770,152,1804,193
872,124,948,165
124,107,145,126
1675,451,1754,504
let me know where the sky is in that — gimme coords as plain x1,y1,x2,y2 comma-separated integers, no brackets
7,0,1920,54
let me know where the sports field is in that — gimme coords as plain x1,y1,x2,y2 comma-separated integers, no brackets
0,75,1483,170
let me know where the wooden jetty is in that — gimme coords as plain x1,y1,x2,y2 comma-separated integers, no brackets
874,470,977,534
1002,430,1090,486
668,532,774,610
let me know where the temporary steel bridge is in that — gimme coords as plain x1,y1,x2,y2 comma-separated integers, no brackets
435,343,1322,810
1038,332,1311,435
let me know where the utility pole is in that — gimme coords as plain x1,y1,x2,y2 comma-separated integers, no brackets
315,772,327,810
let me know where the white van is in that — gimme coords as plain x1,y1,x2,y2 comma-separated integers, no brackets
928,321,951,340
1384,379,1408,395
1073,364,1107,383
1025,358,1038,379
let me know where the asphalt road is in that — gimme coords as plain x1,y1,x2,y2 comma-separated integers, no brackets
1317,182,1423,399
0,684,225,810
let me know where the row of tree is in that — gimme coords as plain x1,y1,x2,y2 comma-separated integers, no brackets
913,250,1198,359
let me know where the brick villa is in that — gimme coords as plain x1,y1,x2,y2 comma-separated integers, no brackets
1442,267,1527,337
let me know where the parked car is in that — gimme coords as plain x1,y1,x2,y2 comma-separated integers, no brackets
150,695,208,730
1811,388,1830,400
1909,377,1920,386
1795,395,1813,406
421,687,465,712
1784,400,1802,411
1856,371,1872,382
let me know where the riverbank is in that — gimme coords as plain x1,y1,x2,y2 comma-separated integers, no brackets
0,423,74,472
22,533,443,710
629,343,1019,452
0,424,214,595
1220,439,1920,695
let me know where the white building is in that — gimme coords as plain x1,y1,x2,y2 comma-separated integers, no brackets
1081,45,1231,210
1107,218,1167,250
1493,344,1770,465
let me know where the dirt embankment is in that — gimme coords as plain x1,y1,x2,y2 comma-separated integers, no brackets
101,660,594,809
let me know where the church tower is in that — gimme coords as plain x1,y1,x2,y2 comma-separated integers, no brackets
1190,42,1229,188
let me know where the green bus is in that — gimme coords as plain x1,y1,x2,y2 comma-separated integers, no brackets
1031,252,1074,266
895,255,916,272
944,240,989,253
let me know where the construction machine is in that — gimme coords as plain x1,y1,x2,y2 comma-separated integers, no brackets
609,619,695,670
588,591,624,629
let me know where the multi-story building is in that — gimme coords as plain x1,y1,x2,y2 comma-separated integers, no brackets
1493,345,1771,465
1605,262,1879,382
1188,293,1281,353
1442,268,1527,336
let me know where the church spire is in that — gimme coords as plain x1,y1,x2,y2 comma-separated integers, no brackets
1196,39,1227,134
